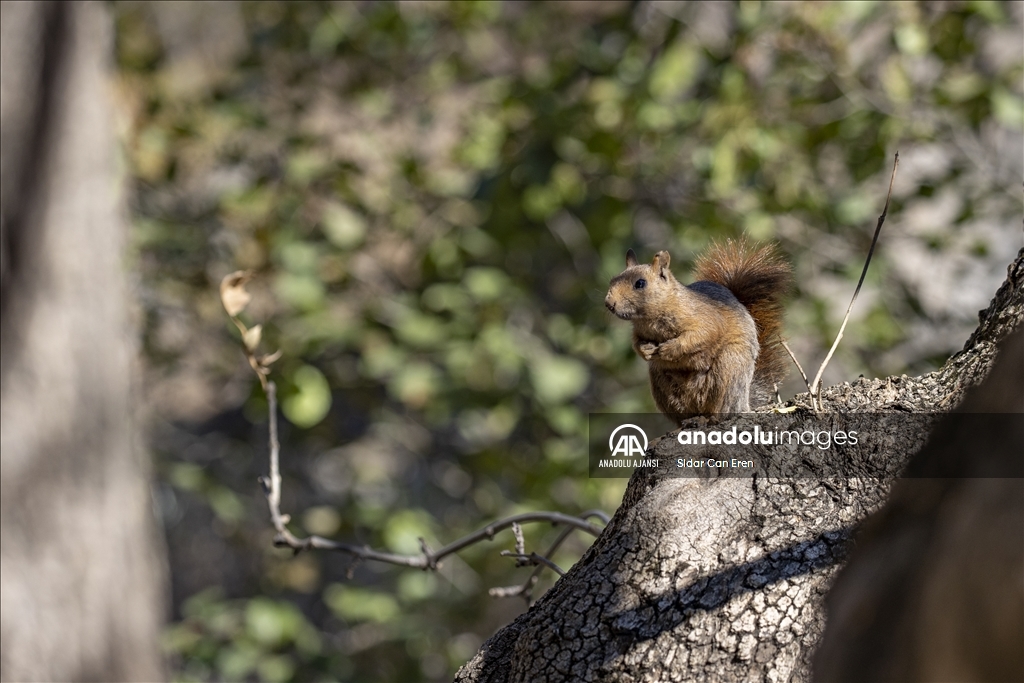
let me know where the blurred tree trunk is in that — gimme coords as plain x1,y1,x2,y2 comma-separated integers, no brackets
456,252,1023,683
0,2,166,681
813,324,1023,682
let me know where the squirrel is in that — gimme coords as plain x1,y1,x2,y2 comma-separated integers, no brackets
604,239,791,419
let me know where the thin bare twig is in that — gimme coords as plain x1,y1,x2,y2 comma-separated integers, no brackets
488,584,529,599
259,379,604,568
222,272,609,583
500,550,566,576
286,508,604,568
512,522,525,556
810,151,899,408
489,522,580,603
782,337,806,397
500,520,570,579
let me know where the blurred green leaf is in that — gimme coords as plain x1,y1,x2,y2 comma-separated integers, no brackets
457,404,518,445
361,340,406,379
836,193,876,226
389,361,441,407
217,642,260,680
463,267,510,302
941,71,986,103
168,463,205,492
274,273,325,311
522,184,562,221
246,598,294,647
880,57,912,103
282,365,332,428
422,283,470,312
221,187,275,227
208,486,245,524
551,163,586,205
286,150,331,186
324,584,400,624
649,41,701,102
302,506,342,536
134,126,170,181
992,88,1024,130
257,655,296,683
530,355,589,405
321,202,367,249
967,0,1005,23
460,114,507,171
382,508,436,555
279,242,319,273
397,571,438,603
895,24,929,56
393,311,447,349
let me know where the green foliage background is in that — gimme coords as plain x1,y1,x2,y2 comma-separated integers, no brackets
114,1,1022,680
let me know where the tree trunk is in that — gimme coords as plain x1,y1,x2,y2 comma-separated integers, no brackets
0,2,166,680
455,250,1023,683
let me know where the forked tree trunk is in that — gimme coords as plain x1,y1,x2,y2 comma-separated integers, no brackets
0,2,166,680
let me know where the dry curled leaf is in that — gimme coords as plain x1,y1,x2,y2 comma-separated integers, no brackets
220,270,253,317
259,349,283,367
243,324,263,352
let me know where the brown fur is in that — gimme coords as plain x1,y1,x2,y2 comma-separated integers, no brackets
693,240,791,402
605,241,790,418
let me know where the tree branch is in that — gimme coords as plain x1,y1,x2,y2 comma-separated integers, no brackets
500,550,566,577
221,272,609,580
489,523,580,602
257,377,604,570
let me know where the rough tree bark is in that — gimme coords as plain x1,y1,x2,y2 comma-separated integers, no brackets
0,2,166,681
456,249,1023,683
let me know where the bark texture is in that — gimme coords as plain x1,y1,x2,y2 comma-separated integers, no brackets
455,249,1023,683
0,2,166,681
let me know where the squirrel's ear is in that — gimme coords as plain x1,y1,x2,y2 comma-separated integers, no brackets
625,249,638,267
653,250,671,275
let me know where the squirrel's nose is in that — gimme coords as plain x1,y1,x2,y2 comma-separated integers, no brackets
604,294,615,313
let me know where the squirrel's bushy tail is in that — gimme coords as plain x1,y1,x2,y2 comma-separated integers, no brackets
694,239,792,395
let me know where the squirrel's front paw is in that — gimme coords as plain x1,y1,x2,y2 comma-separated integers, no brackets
638,342,658,360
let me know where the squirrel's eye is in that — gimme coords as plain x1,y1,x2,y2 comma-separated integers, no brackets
634,279,646,290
